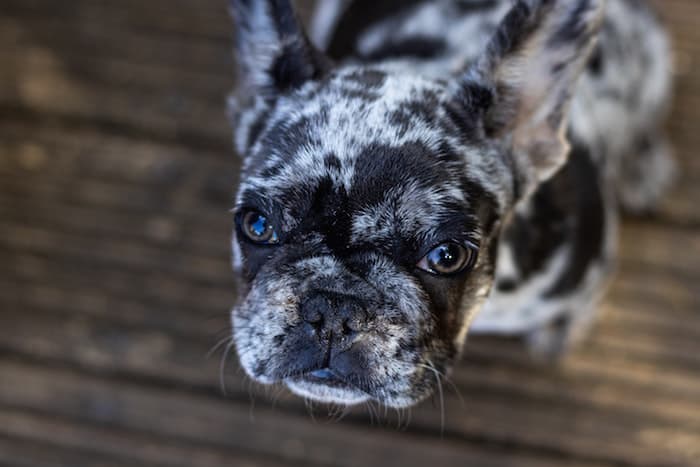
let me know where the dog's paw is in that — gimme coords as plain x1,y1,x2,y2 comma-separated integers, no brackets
525,316,578,363
617,136,677,214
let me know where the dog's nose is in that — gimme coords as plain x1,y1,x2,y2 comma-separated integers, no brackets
300,292,369,341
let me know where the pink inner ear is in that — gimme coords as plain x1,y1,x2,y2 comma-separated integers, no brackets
513,122,571,185
477,0,603,190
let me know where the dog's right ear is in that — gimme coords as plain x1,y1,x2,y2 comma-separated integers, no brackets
231,0,332,99
453,0,604,200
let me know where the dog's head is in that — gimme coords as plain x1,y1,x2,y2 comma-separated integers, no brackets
228,0,602,407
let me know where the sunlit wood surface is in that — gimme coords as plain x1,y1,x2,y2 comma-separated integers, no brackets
0,1,698,466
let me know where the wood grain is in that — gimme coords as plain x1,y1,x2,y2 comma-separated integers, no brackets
0,0,698,466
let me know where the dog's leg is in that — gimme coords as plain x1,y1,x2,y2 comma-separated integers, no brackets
526,315,574,363
525,307,595,362
616,132,677,214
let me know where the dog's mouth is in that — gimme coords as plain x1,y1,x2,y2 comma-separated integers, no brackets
284,368,371,405
303,368,347,386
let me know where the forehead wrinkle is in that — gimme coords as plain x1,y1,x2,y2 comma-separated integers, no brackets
351,179,473,246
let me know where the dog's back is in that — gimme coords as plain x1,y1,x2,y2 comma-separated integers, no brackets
312,0,674,356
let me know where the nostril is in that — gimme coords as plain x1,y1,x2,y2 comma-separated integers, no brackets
303,309,323,324
301,292,369,338
344,315,365,333
301,295,327,326
341,302,368,333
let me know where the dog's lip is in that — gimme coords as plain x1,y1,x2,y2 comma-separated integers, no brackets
284,369,372,406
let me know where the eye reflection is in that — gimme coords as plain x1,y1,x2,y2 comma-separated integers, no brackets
417,242,477,276
241,210,279,244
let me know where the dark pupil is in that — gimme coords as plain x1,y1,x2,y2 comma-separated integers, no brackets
436,245,458,266
248,215,268,238
429,244,465,272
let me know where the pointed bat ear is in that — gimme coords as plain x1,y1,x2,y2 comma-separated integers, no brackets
230,0,332,99
458,0,604,197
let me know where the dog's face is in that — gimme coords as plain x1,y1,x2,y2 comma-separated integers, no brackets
232,69,504,406
229,0,602,407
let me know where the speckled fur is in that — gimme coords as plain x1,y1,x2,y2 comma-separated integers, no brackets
229,0,673,407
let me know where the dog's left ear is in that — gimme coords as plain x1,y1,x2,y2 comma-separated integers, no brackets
456,0,604,198
230,0,332,98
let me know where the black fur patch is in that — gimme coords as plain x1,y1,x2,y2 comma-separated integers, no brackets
499,139,605,296
545,142,605,296
361,36,448,62
327,0,427,59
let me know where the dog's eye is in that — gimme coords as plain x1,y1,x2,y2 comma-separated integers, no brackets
240,210,279,245
417,242,477,276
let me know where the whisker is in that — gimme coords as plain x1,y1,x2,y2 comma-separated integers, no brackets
405,407,413,429
415,360,464,406
365,400,377,425
219,339,236,396
270,383,286,408
207,334,232,359
305,397,318,423
395,406,403,430
424,359,445,436
248,385,257,422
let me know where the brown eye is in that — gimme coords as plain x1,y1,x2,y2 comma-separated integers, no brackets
417,242,477,276
240,211,279,245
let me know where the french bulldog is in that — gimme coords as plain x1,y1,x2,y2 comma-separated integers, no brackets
227,0,674,407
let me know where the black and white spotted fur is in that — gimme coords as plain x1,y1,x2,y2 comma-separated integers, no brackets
228,0,674,407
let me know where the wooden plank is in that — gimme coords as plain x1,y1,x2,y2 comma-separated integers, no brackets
0,195,231,256
0,16,231,73
0,19,232,144
0,0,312,45
0,0,235,40
0,252,232,332
463,338,700,402
0,46,230,104
0,434,162,467
0,220,231,285
0,359,609,467
0,80,230,146
0,409,303,467
618,221,700,276
0,120,236,182
0,130,236,220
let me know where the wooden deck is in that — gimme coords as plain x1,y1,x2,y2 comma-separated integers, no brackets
1,1,699,466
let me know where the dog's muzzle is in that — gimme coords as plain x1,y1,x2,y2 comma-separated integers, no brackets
294,292,372,385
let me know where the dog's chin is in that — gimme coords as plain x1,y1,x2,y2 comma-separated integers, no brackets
284,376,370,406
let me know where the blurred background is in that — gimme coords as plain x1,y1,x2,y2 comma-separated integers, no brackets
1,1,699,466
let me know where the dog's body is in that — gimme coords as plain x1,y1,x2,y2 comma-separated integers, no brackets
229,0,673,407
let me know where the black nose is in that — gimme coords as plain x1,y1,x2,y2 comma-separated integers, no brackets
300,292,369,342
